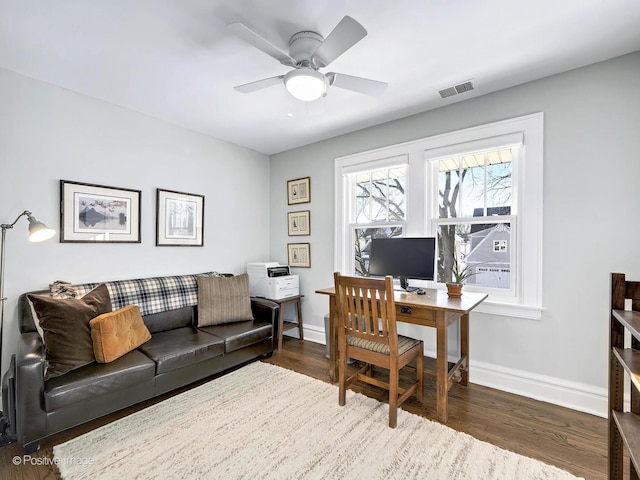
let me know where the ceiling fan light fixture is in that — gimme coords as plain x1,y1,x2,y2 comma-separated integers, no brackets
284,68,327,102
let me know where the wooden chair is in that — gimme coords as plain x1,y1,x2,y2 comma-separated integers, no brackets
333,272,424,428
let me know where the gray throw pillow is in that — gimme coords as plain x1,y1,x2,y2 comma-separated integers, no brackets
27,283,112,380
197,274,254,326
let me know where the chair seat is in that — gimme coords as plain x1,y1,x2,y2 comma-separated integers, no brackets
347,334,420,355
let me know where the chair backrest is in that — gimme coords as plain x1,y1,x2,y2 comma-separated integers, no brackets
333,272,398,350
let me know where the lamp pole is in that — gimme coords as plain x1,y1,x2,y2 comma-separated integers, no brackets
0,211,55,445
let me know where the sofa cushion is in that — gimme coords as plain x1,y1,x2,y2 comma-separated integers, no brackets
44,349,155,412
199,320,272,354
197,274,254,326
138,327,224,375
143,306,194,334
90,305,152,363
27,284,112,380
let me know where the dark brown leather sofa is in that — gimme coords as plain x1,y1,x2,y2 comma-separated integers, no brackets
14,277,279,453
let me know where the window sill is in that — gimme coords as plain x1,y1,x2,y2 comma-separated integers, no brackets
473,299,545,320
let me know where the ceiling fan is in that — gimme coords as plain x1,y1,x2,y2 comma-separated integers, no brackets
225,16,387,102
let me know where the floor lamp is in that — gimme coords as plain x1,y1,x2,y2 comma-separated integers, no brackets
0,211,55,445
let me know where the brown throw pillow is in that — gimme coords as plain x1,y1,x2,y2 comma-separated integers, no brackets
90,305,151,363
197,274,254,326
27,283,112,380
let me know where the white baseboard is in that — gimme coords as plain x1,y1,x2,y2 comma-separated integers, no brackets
469,359,608,418
284,324,326,346
291,327,608,418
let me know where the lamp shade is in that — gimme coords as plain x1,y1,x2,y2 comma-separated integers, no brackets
27,217,55,242
284,68,328,102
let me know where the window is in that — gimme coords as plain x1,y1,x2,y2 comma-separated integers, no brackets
335,113,543,319
432,147,516,296
342,159,407,276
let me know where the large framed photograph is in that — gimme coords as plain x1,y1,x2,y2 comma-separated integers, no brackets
287,210,310,236
287,243,311,268
156,189,204,246
60,180,141,243
287,177,310,205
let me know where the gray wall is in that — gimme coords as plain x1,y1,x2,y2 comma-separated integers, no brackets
270,51,640,415
0,68,271,376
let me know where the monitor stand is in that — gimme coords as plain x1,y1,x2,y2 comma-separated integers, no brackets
399,277,418,292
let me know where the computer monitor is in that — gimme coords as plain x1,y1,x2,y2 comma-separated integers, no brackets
369,237,436,291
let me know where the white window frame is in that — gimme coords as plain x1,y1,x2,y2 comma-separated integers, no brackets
335,155,409,275
335,113,543,320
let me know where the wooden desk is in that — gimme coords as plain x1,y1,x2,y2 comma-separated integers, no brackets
315,286,487,423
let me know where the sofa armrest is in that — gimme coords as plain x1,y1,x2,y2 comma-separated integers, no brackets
16,332,47,451
250,297,279,327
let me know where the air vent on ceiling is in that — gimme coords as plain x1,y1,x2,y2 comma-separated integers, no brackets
438,80,475,99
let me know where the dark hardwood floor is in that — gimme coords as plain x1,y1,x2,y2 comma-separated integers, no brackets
0,338,608,479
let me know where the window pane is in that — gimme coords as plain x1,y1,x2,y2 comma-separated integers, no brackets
370,169,388,222
355,172,372,223
438,149,512,219
354,167,406,223
354,226,403,276
438,158,460,219
460,156,486,218
387,167,406,221
437,222,511,289
486,158,512,210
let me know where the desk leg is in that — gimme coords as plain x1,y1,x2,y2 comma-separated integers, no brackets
436,310,448,423
277,303,285,351
329,296,338,383
460,312,469,386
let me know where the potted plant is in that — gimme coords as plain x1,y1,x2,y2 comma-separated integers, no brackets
446,256,478,297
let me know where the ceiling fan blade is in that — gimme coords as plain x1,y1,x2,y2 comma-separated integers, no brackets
327,73,388,96
225,23,296,67
234,76,284,94
312,16,367,68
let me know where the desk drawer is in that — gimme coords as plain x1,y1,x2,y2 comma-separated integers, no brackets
395,304,436,326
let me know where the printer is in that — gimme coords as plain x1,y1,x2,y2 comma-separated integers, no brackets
246,262,299,300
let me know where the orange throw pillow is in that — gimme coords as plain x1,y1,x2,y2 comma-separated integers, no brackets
90,305,151,363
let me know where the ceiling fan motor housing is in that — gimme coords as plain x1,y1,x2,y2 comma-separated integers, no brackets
288,31,324,67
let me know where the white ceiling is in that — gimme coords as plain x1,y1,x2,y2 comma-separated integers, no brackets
2,0,640,155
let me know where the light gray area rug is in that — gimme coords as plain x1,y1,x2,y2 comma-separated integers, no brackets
54,362,582,480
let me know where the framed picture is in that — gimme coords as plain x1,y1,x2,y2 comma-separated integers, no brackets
287,177,310,205
60,180,141,243
287,210,310,236
288,243,311,268
156,189,204,246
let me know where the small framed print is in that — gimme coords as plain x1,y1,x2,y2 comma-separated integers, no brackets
287,210,310,236
288,243,311,268
156,189,204,246
287,177,310,205
60,180,141,243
